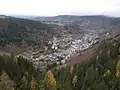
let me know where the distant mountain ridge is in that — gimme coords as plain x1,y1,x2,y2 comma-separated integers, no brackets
12,15,120,29
35,15,109,21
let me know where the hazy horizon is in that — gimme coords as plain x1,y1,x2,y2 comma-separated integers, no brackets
0,0,120,17
5,14,117,18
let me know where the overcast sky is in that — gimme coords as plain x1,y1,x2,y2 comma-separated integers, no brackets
0,0,120,17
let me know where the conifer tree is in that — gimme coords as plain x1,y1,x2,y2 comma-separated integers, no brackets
20,76,29,90
92,81,108,90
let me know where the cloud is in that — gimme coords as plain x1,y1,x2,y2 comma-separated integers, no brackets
0,0,120,16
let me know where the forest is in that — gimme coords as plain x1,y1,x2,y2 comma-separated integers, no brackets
0,38,120,90
0,17,55,46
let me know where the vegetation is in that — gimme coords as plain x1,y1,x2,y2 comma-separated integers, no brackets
1,16,120,90
74,39,120,90
0,38,120,90
0,17,54,46
0,55,43,90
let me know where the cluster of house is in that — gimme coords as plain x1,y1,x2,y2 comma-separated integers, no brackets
16,33,99,70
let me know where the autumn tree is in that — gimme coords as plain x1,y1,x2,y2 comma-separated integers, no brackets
30,77,38,90
0,71,15,90
44,70,56,90
116,60,120,78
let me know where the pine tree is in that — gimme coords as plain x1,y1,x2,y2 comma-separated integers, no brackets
92,81,108,90
20,76,29,90
55,68,72,90
83,65,95,89
109,78,120,90
75,63,87,90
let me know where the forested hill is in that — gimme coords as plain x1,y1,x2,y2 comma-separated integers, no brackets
0,16,56,46
73,39,120,90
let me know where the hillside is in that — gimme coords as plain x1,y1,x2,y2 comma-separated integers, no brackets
73,39,120,90
0,16,61,47
0,37,120,90
30,15,120,28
